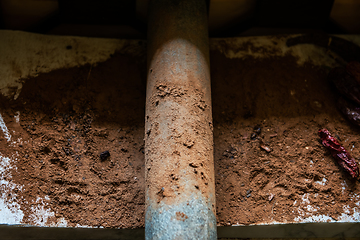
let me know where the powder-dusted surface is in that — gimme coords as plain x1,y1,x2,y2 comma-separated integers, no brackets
211,51,360,225
0,36,359,229
0,52,147,228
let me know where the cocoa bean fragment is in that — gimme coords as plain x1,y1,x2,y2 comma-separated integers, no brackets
100,150,110,161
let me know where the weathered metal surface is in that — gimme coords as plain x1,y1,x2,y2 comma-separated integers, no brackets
145,0,216,239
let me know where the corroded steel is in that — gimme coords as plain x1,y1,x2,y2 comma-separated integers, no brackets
145,0,216,239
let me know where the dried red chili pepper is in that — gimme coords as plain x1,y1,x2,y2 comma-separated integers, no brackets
318,129,359,179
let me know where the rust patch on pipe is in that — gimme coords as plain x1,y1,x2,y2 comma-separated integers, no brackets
175,212,189,221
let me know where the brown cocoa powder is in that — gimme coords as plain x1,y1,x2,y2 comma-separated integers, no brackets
0,47,359,228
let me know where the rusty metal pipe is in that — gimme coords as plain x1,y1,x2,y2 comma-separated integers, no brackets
145,0,216,239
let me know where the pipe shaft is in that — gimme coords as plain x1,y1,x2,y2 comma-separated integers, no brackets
145,0,216,239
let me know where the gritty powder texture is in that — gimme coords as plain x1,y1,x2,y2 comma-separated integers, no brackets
0,41,359,228
0,52,147,228
211,51,360,225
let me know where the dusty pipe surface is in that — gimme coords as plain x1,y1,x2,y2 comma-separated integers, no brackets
145,0,216,239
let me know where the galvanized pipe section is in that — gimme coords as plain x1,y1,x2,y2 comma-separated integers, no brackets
145,0,216,239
